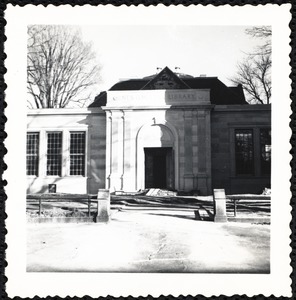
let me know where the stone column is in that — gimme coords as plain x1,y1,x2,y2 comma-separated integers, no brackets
109,111,122,191
96,189,110,223
117,110,124,190
122,111,134,191
105,111,112,189
213,189,227,222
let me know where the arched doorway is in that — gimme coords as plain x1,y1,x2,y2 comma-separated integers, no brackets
136,120,179,190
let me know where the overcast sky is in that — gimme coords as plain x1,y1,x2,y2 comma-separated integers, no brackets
80,25,267,94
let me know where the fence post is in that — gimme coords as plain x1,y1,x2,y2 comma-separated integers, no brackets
213,189,227,223
96,189,110,223
38,195,42,216
88,195,91,217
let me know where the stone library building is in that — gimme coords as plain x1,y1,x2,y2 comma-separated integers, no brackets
26,67,271,195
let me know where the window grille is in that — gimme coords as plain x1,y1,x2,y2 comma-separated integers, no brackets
26,132,39,176
235,129,254,175
260,129,271,174
70,132,86,176
47,132,62,176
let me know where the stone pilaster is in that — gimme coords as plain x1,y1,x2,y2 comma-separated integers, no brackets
105,111,112,189
121,111,135,191
109,111,123,191
197,109,212,195
178,115,185,190
183,110,194,190
205,110,212,194
192,110,198,190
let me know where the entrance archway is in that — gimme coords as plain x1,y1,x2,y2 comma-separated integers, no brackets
136,120,179,190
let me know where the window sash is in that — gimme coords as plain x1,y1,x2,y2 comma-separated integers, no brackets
70,132,86,176
26,132,39,176
260,128,271,175
46,132,62,176
235,129,254,175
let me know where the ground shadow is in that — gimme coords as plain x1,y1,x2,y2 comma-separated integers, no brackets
26,193,270,220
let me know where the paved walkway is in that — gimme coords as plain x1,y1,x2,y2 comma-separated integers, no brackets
27,205,270,273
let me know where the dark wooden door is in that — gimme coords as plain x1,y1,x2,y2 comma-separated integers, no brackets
153,154,166,188
144,147,172,189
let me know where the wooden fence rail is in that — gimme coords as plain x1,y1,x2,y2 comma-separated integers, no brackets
213,189,271,222
27,193,98,217
226,194,271,217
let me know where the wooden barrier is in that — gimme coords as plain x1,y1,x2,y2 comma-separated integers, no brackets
226,194,271,217
213,190,271,221
27,191,111,222
27,193,97,217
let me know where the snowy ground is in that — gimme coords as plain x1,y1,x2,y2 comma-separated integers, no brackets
27,197,270,273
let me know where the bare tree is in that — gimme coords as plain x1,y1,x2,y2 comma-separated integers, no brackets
232,53,271,104
231,26,271,104
27,25,101,108
245,26,271,56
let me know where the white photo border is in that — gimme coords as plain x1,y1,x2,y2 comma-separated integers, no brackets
4,3,292,298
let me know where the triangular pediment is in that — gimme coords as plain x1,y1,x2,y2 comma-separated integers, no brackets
141,67,190,90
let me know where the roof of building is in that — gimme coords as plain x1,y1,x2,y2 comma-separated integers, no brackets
89,66,247,107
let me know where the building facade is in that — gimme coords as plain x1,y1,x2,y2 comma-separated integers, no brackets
26,67,271,195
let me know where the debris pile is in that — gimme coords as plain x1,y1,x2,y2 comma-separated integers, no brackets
262,188,271,195
146,189,177,197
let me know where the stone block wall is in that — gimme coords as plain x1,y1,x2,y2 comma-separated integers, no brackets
103,107,212,194
211,105,271,194
26,103,271,196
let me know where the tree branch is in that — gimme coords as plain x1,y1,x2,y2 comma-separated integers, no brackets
27,25,101,108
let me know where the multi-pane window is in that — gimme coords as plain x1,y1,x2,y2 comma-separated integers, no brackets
235,129,254,175
47,132,62,176
26,132,39,176
260,129,271,174
70,132,86,176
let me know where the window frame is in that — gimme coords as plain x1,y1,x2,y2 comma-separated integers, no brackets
26,128,88,179
234,128,255,176
69,131,87,176
229,124,271,178
46,131,63,177
260,128,272,175
26,132,40,177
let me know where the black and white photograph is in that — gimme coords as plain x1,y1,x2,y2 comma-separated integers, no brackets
4,4,292,298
